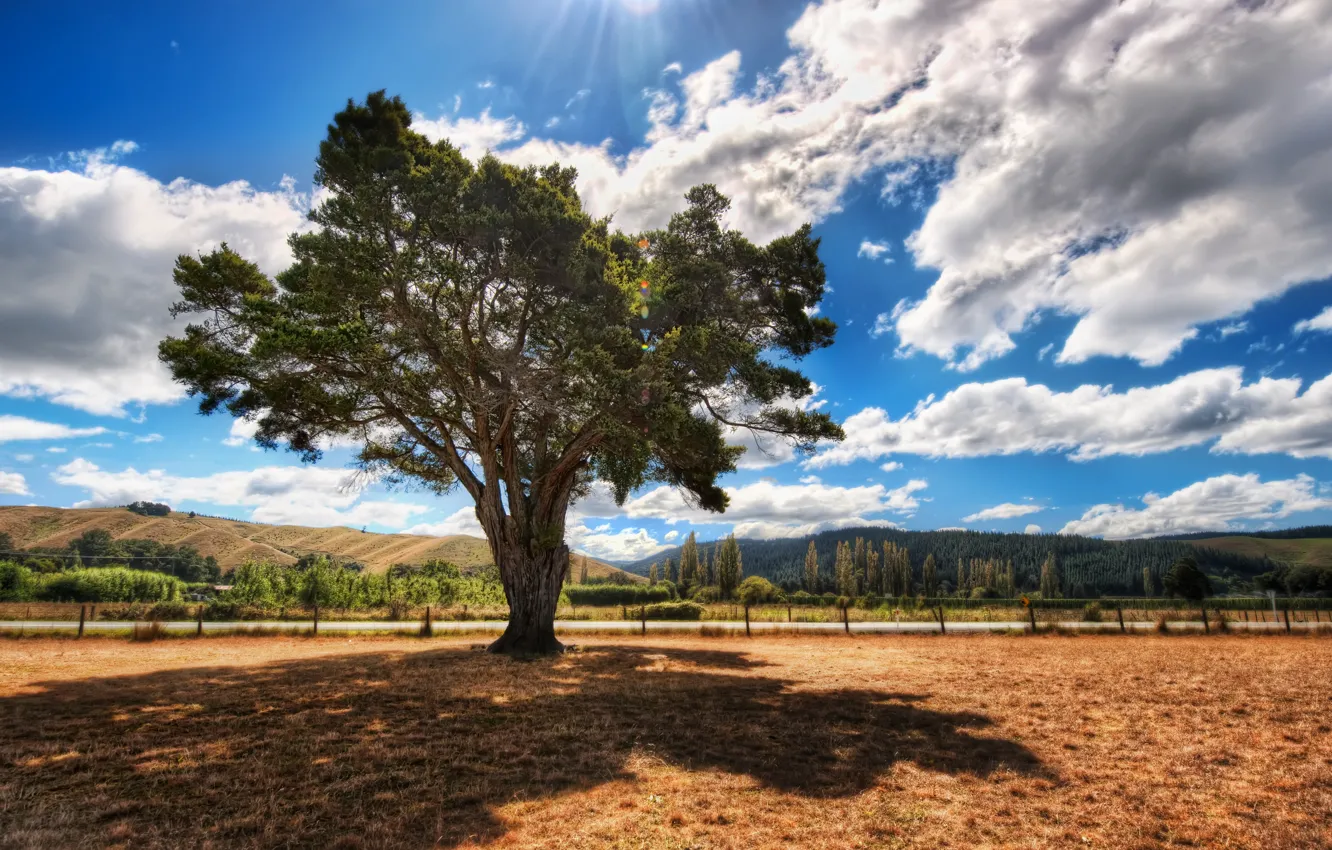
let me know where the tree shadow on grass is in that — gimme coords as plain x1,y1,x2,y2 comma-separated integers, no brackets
0,644,1050,848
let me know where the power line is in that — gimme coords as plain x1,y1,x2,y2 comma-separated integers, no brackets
0,550,205,562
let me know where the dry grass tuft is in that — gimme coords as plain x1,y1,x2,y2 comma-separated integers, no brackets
1,635,1330,848
130,621,166,642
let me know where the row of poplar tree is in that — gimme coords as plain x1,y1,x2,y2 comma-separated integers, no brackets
574,532,748,599
801,537,1073,599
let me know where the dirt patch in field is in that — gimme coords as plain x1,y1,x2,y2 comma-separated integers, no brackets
1,634,1329,848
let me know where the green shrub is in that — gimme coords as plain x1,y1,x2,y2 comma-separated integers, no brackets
644,601,705,620
563,583,672,607
0,561,37,602
736,576,782,606
97,602,194,621
38,567,185,603
221,559,508,610
690,585,722,603
1081,602,1103,622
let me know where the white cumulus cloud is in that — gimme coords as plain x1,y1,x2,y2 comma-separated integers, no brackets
857,239,891,261
568,524,671,561
1024,524,1042,534
1060,473,1332,539
0,416,106,443
0,145,309,415
570,477,927,540
485,0,1332,368
1294,306,1332,335
0,472,30,496
962,503,1043,523
807,367,1332,466
405,506,485,538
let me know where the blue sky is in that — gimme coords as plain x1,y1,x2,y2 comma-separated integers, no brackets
3,0,1332,561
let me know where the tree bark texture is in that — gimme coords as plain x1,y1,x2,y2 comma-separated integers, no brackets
487,541,569,655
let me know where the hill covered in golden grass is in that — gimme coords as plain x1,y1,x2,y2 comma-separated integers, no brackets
0,505,639,579
1188,535,1332,568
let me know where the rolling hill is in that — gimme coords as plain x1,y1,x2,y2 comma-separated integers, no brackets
0,505,639,580
1185,536,1332,568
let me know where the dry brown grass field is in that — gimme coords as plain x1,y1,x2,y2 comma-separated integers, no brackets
1,634,1330,849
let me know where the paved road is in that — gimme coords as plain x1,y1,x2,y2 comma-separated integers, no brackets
1,619,1318,634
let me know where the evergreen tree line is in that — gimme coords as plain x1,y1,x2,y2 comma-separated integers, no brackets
624,527,1280,597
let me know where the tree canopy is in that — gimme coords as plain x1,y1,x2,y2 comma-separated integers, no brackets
158,91,840,652
1162,556,1212,601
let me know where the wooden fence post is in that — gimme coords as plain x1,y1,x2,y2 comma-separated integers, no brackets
641,606,646,636
89,604,96,621
78,604,86,639
313,601,319,637
424,605,433,637
787,604,792,623
937,606,946,635
745,605,751,637
843,604,850,634
1117,606,1125,634
196,605,203,637
1201,605,1209,635
1028,604,1036,633
1284,609,1291,633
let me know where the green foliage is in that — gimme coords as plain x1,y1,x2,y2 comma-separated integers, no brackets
125,501,171,517
1256,563,1332,596
7,531,220,582
835,541,855,597
1039,552,1061,599
716,533,743,599
223,558,503,609
736,576,782,606
803,541,819,593
644,601,705,620
0,562,38,602
562,583,674,607
678,533,701,596
37,567,186,603
1081,602,1103,622
690,585,722,603
1162,556,1212,600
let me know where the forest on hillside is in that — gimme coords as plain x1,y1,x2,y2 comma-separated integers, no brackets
623,528,1282,597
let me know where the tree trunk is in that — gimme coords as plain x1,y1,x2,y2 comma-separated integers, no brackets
488,542,568,655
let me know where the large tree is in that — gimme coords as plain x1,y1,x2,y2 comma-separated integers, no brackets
1162,556,1211,601
158,92,840,653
